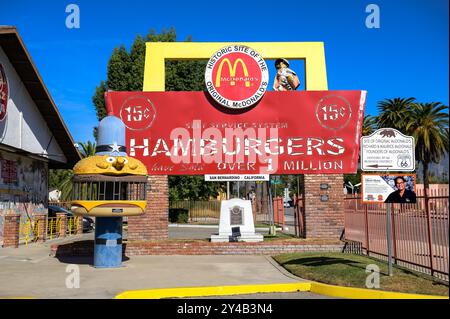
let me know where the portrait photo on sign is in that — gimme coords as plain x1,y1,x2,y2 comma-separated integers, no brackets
361,174,417,204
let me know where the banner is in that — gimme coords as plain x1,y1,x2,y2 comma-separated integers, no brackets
361,174,417,204
108,90,366,175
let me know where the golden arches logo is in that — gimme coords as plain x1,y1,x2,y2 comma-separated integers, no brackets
215,58,251,88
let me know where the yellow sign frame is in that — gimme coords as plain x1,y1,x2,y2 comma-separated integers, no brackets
143,42,328,91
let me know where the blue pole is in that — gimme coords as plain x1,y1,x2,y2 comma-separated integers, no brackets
94,217,123,268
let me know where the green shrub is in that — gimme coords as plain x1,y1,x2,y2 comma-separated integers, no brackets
169,208,189,223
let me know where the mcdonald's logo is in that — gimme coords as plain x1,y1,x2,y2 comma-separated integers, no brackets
215,58,250,88
205,45,269,109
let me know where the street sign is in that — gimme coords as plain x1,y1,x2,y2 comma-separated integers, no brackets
361,128,415,171
205,174,269,181
270,179,283,185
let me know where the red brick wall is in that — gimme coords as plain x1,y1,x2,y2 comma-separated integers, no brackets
56,212,67,238
127,175,169,241
51,239,343,257
303,174,345,239
2,214,20,248
76,216,83,235
34,213,47,243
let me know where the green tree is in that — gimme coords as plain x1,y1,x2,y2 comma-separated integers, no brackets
91,27,221,201
78,141,97,158
49,169,72,190
343,114,376,191
362,114,376,136
49,141,97,202
376,97,416,131
169,176,226,201
92,27,206,122
405,102,449,199
344,169,362,189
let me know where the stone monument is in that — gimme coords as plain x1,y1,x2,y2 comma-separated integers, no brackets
211,198,263,242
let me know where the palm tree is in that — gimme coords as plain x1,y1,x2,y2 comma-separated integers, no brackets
376,97,416,131
362,114,376,136
50,141,97,202
406,102,449,199
78,141,97,158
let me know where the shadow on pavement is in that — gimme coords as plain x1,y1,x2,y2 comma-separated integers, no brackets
53,240,130,265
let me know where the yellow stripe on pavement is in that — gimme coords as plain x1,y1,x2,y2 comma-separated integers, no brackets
115,282,448,300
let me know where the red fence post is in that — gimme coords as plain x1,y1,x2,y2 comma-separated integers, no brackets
425,194,435,276
293,194,298,237
364,204,370,255
299,197,305,238
391,204,397,264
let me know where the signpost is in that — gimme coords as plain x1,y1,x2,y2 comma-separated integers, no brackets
361,128,416,276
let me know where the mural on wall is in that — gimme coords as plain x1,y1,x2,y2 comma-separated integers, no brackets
0,63,8,122
0,151,48,222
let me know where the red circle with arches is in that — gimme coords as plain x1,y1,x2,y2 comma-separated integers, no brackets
211,52,262,101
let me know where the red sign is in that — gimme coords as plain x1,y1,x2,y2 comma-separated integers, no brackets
107,90,366,175
205,45,268,109
0,63,8,121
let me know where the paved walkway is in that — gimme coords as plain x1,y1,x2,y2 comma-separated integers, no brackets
0,236,333,299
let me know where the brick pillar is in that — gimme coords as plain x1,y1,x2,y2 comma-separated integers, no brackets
34,213,47,243
2,213,20,248
76,216,83,235
56,212,67,238
128,175,169,241
303,174,345,239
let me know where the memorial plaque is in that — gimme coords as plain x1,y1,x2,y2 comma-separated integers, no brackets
230,206,244,225
211,199,262,242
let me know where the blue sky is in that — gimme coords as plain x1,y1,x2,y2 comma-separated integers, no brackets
1,0,448,143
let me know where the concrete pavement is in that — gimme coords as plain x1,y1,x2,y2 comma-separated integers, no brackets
0,236,325,299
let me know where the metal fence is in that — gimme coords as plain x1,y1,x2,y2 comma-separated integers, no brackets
67,216,80,235
47,217,61,240
293,195,305,238
344,193,449,281
169,199,278,225
19,216,40,245
18,214,81,244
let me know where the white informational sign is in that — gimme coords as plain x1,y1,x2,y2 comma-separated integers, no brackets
362,174,416,204
361,128,415,171
205,174,269,181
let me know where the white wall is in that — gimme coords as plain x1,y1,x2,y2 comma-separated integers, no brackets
0,46,67,164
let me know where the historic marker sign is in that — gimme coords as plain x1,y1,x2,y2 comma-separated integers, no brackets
361,128,415,172
205,45,269,109
108,90,366,175
0,63,8,121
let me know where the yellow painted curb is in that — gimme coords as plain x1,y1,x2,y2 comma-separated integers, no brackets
309,283,448,300
115,282,312,299
115,281,448,299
